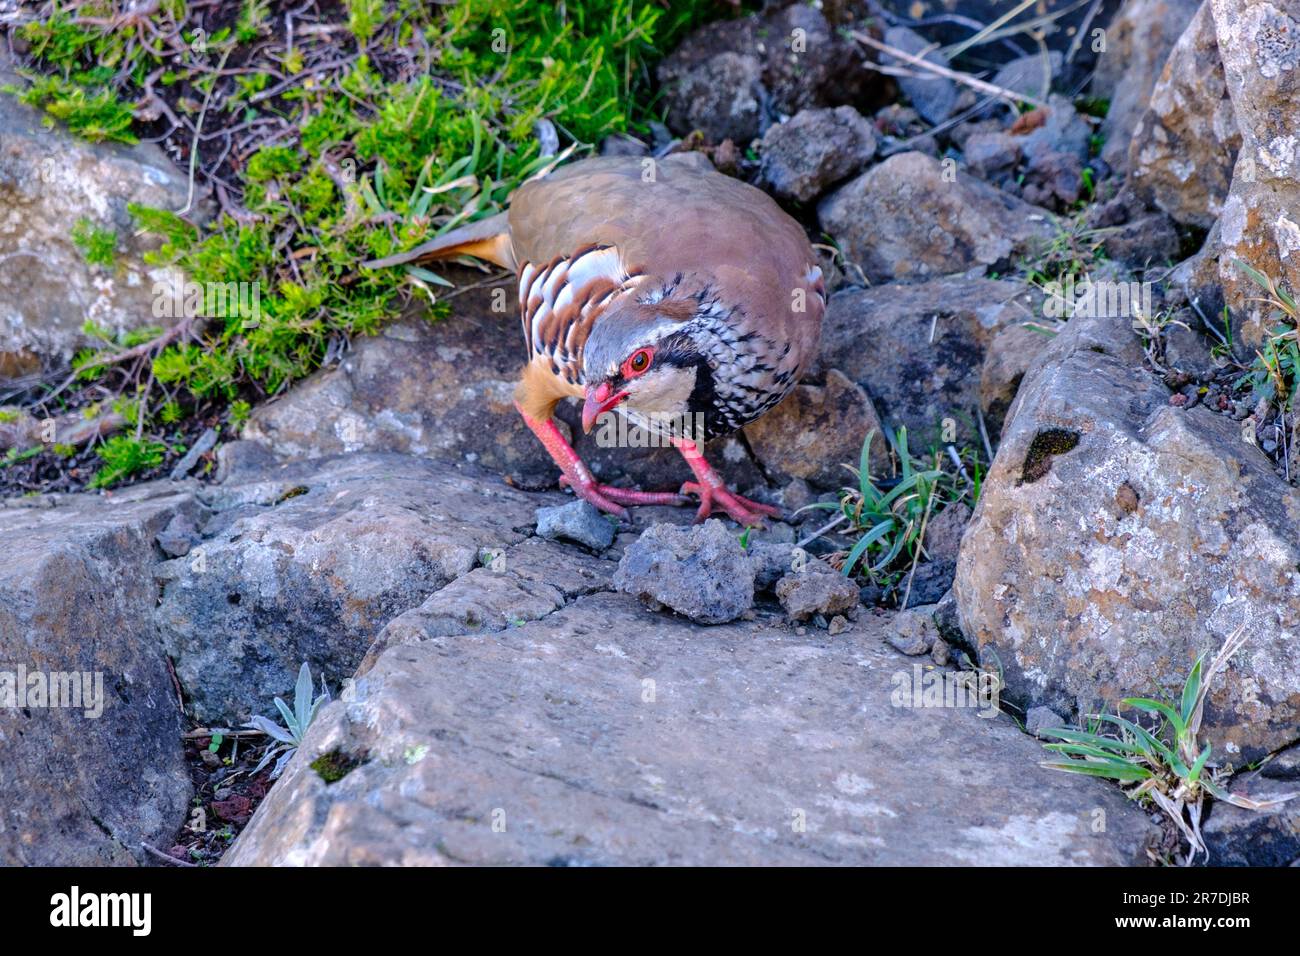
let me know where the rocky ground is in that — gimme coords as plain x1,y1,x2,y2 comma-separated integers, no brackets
3,0,1300,866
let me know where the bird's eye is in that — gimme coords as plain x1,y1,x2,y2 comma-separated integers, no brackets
627,348,652,375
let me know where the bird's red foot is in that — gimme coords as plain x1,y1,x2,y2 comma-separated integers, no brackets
680,481,782,527
558,475,688,518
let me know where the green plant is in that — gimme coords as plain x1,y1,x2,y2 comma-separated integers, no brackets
89,435,165,488
70,218,117,268
245,662,331,780
1236,260,1299,411
1040,626,1297,863
1019,211,1110,288
804,427,949,582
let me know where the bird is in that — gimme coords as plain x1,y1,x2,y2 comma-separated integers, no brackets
363,153,825,527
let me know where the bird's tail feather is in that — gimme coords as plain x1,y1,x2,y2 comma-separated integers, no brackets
362,212,515,270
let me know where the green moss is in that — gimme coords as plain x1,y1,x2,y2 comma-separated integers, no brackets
71,218,117,268
1019,428,1081,485
310,748,365,784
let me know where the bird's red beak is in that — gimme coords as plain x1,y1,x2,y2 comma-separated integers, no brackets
582,382,628,433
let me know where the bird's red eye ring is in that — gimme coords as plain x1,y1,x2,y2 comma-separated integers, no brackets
625,348,653,376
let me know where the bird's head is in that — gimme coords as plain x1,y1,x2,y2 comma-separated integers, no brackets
579,295,710,436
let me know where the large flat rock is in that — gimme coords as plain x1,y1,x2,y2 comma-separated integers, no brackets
224,592,1159,866
0,483,195,864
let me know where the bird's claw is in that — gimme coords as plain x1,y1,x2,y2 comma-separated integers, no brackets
680,481,783,528
559,475,687,518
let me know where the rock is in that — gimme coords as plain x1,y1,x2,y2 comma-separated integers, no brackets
0,482,195,863
828,614,849,635
1024,705,1067,738
613,520,754,624
656,6,870,143
1020,150,1084,208
1163,318,1221,380
745,540,801,591
991,51,1062,101
535,501,616,552
980,321,1051,429
1127,2,1240,228
930,637,951,666
1099,212,1184,268
223,593,1159,866
1013,96,1092,165
817,152,1055,283
659,51,764,145
599,133,648,157
156,453,558,723
923,502,971,564
873,103,938,157
759,107,876,202
774,567,859,621
889,606,939,655
964,131,1022,184
1203,774,1300,866
156,510,200,557
882,26,958,125
1092,0,1202,172
357,535,613,675
244,290,551,479
905,560,958,606
743,369,888,489
820,276,1044,445
1200,0,1300,348
0,57,203,378
955,311,1300,763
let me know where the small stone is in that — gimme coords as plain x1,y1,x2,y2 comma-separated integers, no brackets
964,131,1022,183
902,560,956,607
1025,705,1067,738
156,512,200,558
774,568,859,622
818,152,1054,284
759,106,876,203
883,26,957,125
746,540,800,591
828,615,849,635
613,520,755,624
930,637,951,667
991,51,1062,100
600,133,648,157
535,501,616,552
887,607,938,656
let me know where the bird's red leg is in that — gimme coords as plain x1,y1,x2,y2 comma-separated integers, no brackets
672,436,783,527
515,403,687,518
